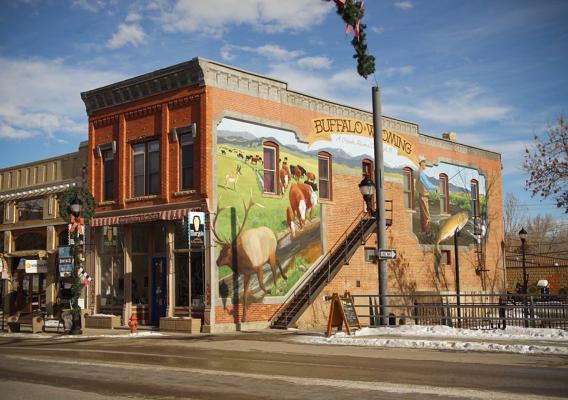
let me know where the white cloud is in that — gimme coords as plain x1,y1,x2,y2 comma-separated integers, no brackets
72,0,113,13
385,80,512,126
371,26,385,34
125,12,142,23
0,57,124,141
297,56,332,70
221,44,303,61
106,22,148,49
394,1,414,10
161,0,333,36
383,65,415,77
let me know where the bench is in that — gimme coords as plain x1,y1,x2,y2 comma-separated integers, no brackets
7,312,45,333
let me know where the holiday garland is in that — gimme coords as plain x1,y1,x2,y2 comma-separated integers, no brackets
58,186,96,223
326,0,376,79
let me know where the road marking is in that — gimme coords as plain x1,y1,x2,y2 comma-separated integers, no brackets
1,354,560,400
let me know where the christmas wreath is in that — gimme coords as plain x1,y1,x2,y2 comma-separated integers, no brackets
58,186,96,223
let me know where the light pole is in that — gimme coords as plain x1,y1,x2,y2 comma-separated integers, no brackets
358,175,375,216
68,193,84,335
519,227,528,293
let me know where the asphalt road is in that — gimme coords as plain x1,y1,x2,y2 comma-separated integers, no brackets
0,331,567,400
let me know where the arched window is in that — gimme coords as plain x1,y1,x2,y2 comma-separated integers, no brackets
318,152,332,200
362,159,373,180
263,141,279,194
470,179,480,217
439,173,449,214
403,167,414,209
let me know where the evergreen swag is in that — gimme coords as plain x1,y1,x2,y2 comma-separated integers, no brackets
58,186,96,223
326,0,376,79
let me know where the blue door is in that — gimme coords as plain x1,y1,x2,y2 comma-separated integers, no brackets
151,257,167,325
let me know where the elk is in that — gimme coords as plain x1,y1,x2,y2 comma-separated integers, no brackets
224,165,242,190
287,182,318,235
212,194,287,321
306,171,316,182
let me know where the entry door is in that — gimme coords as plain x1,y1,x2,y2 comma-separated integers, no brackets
151,257,167,325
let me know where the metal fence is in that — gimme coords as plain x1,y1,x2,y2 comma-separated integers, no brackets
351,293,568,330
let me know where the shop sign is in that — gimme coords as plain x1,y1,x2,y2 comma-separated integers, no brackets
58,246,74,277
118,212,160,225
103,226,118,247
25,259,48,274
188,211,206,248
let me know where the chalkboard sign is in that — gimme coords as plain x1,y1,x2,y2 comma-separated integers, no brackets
326,292,361,337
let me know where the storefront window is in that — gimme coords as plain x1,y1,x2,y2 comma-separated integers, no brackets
100,226,124,308
154,223,167,253
132,254,149,305
132,224,150,253
17,198,43,221
175,253,189,307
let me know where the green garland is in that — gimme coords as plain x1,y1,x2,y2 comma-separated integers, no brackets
58,186,96,223
326,0,376,79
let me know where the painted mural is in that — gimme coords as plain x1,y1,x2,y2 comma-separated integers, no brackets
214,117,488,318
214,118,323,319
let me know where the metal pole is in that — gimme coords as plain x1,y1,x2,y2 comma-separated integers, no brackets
454,228,461,328
372,86,388,325
521,237,528,327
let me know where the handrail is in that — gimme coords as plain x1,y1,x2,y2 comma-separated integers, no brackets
272,210,375,325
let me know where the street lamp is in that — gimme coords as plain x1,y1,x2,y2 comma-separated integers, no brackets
358,175,375,215
68,193,84,335
519,227,528,293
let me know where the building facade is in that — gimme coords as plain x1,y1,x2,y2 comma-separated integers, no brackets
82,58,505,332
0,144,87,318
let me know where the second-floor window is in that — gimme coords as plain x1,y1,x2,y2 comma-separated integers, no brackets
103,149,114,201
263,142,278,194
318,152,332,200
133,140,160,197
471,179,479,217
439,173,449,214
180,134,194,190
403,167,414,208
17,198,43,221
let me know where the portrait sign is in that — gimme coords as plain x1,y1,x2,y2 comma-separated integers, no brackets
188,211,206,248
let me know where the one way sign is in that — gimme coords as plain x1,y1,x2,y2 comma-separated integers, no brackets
378,249,397,260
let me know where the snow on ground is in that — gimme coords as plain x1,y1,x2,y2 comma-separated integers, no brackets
293,325,568,355
0,331,167,339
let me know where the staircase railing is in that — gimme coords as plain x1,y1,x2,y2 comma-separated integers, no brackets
271,210,376,328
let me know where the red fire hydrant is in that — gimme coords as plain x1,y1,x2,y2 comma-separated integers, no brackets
128,314,138,334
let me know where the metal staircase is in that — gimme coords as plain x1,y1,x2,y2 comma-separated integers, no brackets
271,211,381,329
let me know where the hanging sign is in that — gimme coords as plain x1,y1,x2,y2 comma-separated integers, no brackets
58,246,74,277
24,259,48,274
188,211,206,248
326,292,361,337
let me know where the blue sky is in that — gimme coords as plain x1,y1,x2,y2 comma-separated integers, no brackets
0,0,567,220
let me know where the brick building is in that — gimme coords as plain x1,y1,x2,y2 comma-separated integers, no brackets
81,58,504,332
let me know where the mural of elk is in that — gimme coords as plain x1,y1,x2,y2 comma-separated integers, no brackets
212,194,287,321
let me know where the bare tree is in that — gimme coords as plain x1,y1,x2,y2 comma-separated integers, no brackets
503,193,527,247
523,116,568,212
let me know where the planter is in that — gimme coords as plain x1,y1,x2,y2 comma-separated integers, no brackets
159,317,201,333
85,315,121,329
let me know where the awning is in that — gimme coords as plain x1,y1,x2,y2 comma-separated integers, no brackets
90,208,191,227
0,182,77,201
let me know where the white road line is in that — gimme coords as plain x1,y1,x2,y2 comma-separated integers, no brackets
1,354,561,400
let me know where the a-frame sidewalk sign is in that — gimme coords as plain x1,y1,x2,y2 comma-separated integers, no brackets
326,292,361,337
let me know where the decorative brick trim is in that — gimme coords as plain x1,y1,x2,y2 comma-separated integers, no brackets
124,104,162,120
92,115,119,128
168,95,200,110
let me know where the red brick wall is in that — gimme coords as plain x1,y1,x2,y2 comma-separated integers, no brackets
206,85,504,327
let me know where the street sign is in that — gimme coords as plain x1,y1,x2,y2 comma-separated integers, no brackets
378,249,397,260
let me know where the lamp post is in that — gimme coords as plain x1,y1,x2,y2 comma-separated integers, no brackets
519,227,528,293
68,193,84,335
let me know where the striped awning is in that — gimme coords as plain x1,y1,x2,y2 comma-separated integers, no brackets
0,182,77,201
90,208,190,227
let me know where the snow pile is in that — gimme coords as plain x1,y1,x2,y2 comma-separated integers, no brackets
294,325,568,355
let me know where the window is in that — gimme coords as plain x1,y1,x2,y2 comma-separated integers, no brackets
439,174,449,214
364,247,376,263
103,148,114,201
441,250,451,265
318,152,332,200
17,198,44,221
263,142,278,194
403,167,414,209
180,133,194,190
471,179,479,217
0,203,3,224
132,140,160,197
15,232,46,251
100,226,124,308
362,159,373,180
